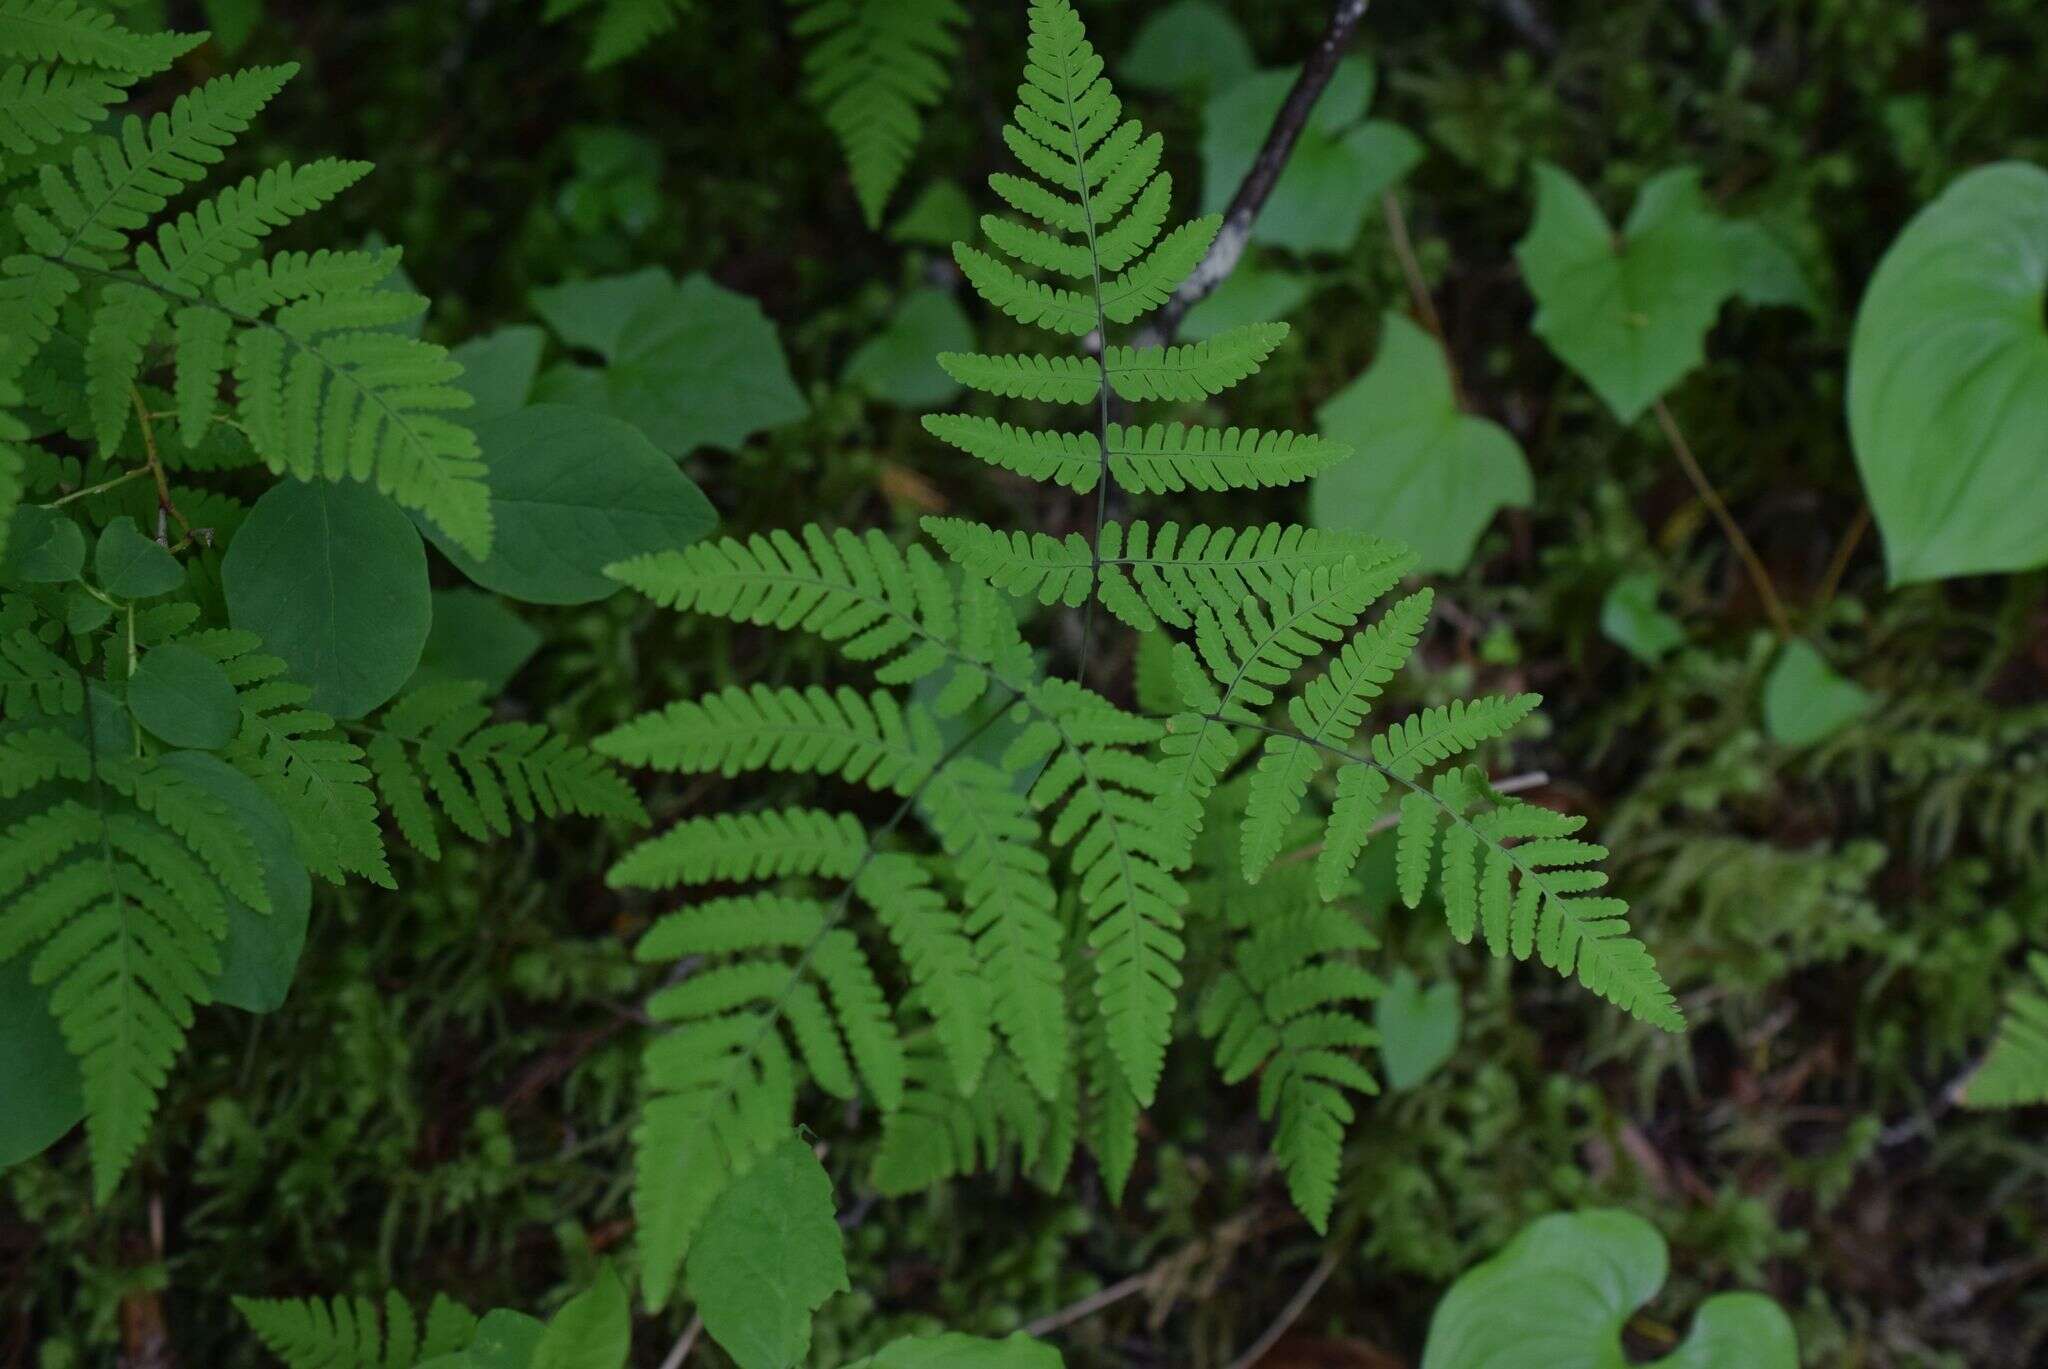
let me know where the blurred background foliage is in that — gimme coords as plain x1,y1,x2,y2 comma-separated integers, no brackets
8,0,2048,1365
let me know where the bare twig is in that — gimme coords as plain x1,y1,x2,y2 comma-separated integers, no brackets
1810,503,1871,622
1223,1246,1344,1369
656,1315,703,1369
1147,0,1373,342
1652,399,1792,639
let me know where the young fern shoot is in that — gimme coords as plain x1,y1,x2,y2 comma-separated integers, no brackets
599,0,1680,1301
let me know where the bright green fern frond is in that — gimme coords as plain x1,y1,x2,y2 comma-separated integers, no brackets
606,524,1006,691
1197,881,1381,1232
1009,679,1183,1103
1964,953,2048,1108
607,807,868,892
922,756,1066,1098
0,726,267,1199
1242,590,1434,880
236,1290,478,1369
855,852,993,1094
934,350,1099,404
1105,322,1290,402
795,0,965,227
871,1043,1074,1195
1105,422,1350,494
922,413,1102,492
0,0,203,72
13,64,295,271
137,159,374,295
594,684,940,796
953,245,1097,337
362,680,643,861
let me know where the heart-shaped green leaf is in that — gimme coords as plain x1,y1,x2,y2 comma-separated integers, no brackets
2,506,86,584
844,290,975,409
1120,0,1253,96
1375,968,1461,1091
1847,162,2048,583
1600,573,1686,664
1422,1209,1797,1369
1762,640,1875,747
1312,313,1532,574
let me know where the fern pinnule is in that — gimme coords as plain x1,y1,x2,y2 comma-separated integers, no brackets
235,1290,477,1369
1965,953,2048,1108
607,807,869,891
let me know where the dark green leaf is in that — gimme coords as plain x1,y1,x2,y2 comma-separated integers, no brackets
2,506,86,584
1180,262,1313,342
0,955,85,1169
128,643,239,749
452,326,548,424
223,481,432,719
532,1266,631,1369
94,516,184,599
844,290,974,408
424,405,717,605
1599,573,1685,664
411,589,542,693
161,751,312,1014
529,271,804,455
849,1335,1064,1369
1120,0,1253,96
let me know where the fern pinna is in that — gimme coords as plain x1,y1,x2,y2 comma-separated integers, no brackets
598,0,1680,1306
0,5,638,1198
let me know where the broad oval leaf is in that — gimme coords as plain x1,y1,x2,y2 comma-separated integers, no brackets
1421,1209,1797,1369
410,588,542,693
2,505,86,584
1600,572,1686,664
424,405,718,606
844,289,975,409
1847,162,2048,583
223,480,432,720
1312,313,1532,574
530,271,805,456
849,1334,1064,1369
685,1135,849,1369
452,325,547,423
161,751,312,1015
1120,0,1253,96
1374,967,1461,1091
128,643,239,750
532,1265,630,1369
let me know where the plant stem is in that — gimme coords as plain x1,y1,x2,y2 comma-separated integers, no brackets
1149,0,1374,342
130,387,191,543
1381,189,1465,408
1652,398,1791,639
42,465,151,507
1811,503,1871,622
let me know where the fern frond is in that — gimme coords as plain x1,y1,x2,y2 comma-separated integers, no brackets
795,0,965,226
935,350,1099,404
1105,322,1289,402
922,413,1102,492
953,245,1098,337
0,1,203,73
13,64,294,271
236,1290,478,1369
1106,422,1350,494
137,159,374,295
541,0,690,69
1198,885,1380,1232
1965,953,2048,1108
1,626,82,716
223,670,390,889
1241,590,1433,880
922,756,1066,1098
1010,679,1183,1102
854,853,993,1093
1159,557,1411,865
871,1043,1073,1195
362,680,643,861
0,60,152,172
607,807,868,891
0,727,267,1198
607,524,1016,694
594,683,940,797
